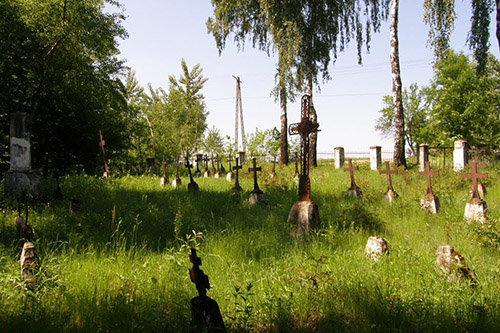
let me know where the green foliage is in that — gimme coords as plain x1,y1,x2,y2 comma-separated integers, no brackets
203,126,225,157
246,127,280,158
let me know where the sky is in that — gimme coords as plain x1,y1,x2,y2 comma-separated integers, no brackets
109,1,500,154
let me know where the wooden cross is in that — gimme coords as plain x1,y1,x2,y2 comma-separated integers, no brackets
185,155,195,183
98,130,109,177
248,158,262,192
288,94,320,201
418,162,439,195
343,159,359,189
463,157,488,199
379,161,397,191
233,157,242,187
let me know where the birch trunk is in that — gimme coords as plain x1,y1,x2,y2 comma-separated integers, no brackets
305,73,318,167
279,70,289,165
390,0,406,168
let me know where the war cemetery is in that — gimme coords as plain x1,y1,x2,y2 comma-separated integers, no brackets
2,1,500,332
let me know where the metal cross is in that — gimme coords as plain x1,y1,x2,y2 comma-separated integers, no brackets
203,154,209,171
189,248,210,297
343,159,359,189
463,157,488,199
233,157,242,188
288,95,320,201
418,162,439,195
185,155,195,183
379,161,397,191
248,158,262,192
227,154,233,172
98,130,109,177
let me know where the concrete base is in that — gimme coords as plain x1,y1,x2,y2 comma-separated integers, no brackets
365,236,389,261
5,169,40,196
194,170,201,178
214,171,221,179
384,189,398,203
230,184,242,197
465,198,487,223
160,176,169,187
249,190,266,206
226,172,233,182
269,172,276,178
421,194,440,214
171,178,182,189
287,200,320,238
188,181,200,193
348,185,362,198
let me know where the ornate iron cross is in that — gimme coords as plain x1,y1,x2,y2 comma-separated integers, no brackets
248,158,262,192
463,157,488,199
379,161,397,191
98,130,109,177
288,95,320,201
343,159,359,189
418,162,439,196
233,157,242,188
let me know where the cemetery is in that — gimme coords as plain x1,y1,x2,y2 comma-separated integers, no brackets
3,1,500,332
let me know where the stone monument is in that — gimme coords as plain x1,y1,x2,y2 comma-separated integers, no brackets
370,146,382,170
418,162,440,214
334,146,345,169
287,95,320,238
365,236,389,261
435,245,477,285
463,159,488,223
5,112,40,196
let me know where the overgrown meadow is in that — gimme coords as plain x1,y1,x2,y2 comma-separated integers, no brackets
1,160,500,332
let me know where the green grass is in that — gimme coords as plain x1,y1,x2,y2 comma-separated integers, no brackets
1,162,500,332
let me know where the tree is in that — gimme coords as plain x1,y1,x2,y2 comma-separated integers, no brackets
427,51,500,146
207,0,390,167
203,126,225,158
375,83,432,155
389,0,406,168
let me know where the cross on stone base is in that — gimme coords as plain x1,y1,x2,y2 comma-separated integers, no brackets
379,161,398,202
418,162,440,213
344,159,362,198
185,155,199,193
230,157,243,196
172,158,182,189
248,158,265,205
463,158,488,222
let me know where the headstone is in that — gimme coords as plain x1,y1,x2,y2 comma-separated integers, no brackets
435,245,477,285
171,159,182,189
453,140,468,172
344,159,362,198
20,242,36,287
418,162,440,214
5,112,40,196
194,153,203,177
226,155,233,182
185,156,199,193
248,158,265,205
365,236,389,261
463,159,488,223
370,146,382,170
287,95,321,238
160,157,169,187
269,156,276,178
189,248,226,332
419,144,429,172
378,161,398,203
230,157,243,197
99,129,110,178
203,154,211,178
334,147,345,169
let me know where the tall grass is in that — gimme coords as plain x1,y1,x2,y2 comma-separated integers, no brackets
1,161,500,331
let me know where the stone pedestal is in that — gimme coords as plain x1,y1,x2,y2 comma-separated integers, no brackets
288,200,320,238
188,181,199,193
171,178,182,189
419,144,429,172
190,296,226,332
160,175,169,187
465,198,487,223
249,190,266,206
348,185,362,198
334,147,345,169
226,172,233,182
230,184,242,197
203,170,211,178
214,171,221,179
453,140,468,172
383,189,398,203
5,112,40,196
420,194,440,214
370,146,382,170
365,236,389,261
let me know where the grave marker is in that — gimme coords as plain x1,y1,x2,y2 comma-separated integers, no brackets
189,248,226,331
365,236,389,261
344,159,362,198
171,158,182,189
287,95,320,238
160,157,169,187
248,158,265,205
418,162,440,213
226,155,233,182
435,245,476,286
203,154,211,178
370,146,382,170
378,161,398,202
185,156,199,193
463,158,488,222
334,147,345,169
230,157,243,196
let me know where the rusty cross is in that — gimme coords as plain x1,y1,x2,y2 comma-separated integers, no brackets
189,248,210,297
233,157,242,188
195,154,203,174
288,95,320,201
343,159,359,189
185,155,195,183
203,154,209,170
418,162,439,195
98,130,109,177
227,154,233,172
379,161,397,191
463,157,488,199
248,158,262,192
